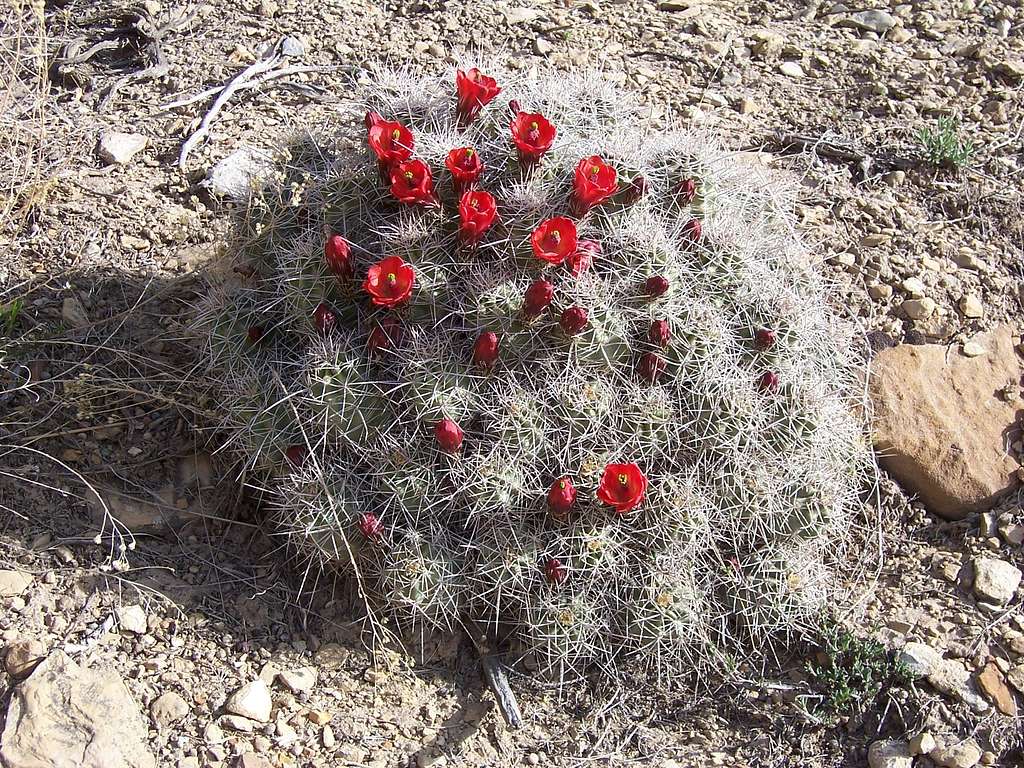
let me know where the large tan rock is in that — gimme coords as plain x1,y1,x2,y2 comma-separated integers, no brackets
0,651,155,768
869,324,1022,520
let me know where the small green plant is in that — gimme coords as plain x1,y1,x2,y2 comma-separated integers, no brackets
806,624,913,719
918,116,975,169
0,298,23,336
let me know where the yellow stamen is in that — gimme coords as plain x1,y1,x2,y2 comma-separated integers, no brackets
618,473,628,486
548,231,560,245
387,272,397,284
465,148,474,157
404,171,413,181
590,165,600,175
392,128,400,140
557,609,575,627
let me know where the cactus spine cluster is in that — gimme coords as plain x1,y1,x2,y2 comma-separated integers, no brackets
197,61,874,686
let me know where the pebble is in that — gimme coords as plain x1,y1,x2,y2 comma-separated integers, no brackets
779,61,805,77
899,642,941,676
972,558,1021,604
901,298,936,319
930,738,982,768
150,691,190,728
97,131,148,165
910,732,937,755
225,680,273,722
533,37,553,56
276,667,317,694
3,639,46,679
322,725,336,748
61,297,90,329
0,570,33,597
116,604,148,635
869,284,894,299
961,341,986,357
901,277,927,297
868,740,913,768
958,294,983,318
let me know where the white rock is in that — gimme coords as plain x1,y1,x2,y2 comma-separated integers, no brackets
972,557,1022,604
220,714,255,732
1007,664,1024,693
901,277,926,298
961,341,986,357
930,738,982,768
779,61,805,78
150,691,189,728
899,642,941,677
224,679,272,722
901,297,936,319
958,294,983,318
203,721,225,742
276,666,317,694
910,732,937,755
98,131,148,165
532,36,553,56
502,6,542,23
61,296,90,329
838,10,898,35
868,740,913,768
205,147,275,201
0,570,33,597
927,658,990,713
117,604,148,635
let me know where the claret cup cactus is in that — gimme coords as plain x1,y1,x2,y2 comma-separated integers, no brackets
197,60,874,687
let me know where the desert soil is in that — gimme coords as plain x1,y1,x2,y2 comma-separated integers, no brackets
1,0,1022,766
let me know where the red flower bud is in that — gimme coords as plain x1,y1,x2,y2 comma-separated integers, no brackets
568,239,600,276
638,352,665,384
313,302,337,334
547,477,576,520
285,444,306,468
458,189,497,245
648,319,670,347
390,158,438,207
683,218,702,243
523,279,554,319
758,371,780,392
511,111,556,164
531,217,577,265
560,306,589,336
434,418,464,452
364,111,383,130
246,325,265,345
645,275,669,298
544,557,567,585
358,512,383,540
325,234,353,280
622,174,648,206
456,68,501,127
571,155,618,215
473,330,500,369
508,100,522,118
597,462,648,514
367,316,403,355
677,178,697,204
754,328,777,351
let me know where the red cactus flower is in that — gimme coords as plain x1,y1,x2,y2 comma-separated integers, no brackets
456,68,501,127
523,279,554,319
445,146,483,189
758,371,780,392
364,255,415,308
458,190,497,245
313,302,337,334
547,477,576,520
325,234,353,280
285,444,306,468
683,218,703,243
246,325,265,345
390,159,438,206
358,512,383,540
531,217,577,265
367,117,414,167
638,352,665,383
365,111,382,130
621,174,648,206
544,557,567,585
571,155,618,215
435,418,464,452
568,239,600,276
560,306,589,336
473,330,500,369
677,178,697,204
510,111,556,164
755,328,777,351
648,319,670,347
367,316,403,355
645,275,670,298
597,462,648,514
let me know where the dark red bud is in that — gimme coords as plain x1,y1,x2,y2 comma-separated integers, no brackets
247,326,265,345
367,317,403,355
358,512,383,539
683,218,702,242
544,557,567,585
677,178,696,204
523,279,554,319
622,174,648,206
473,331,500,369
638,352,665,384
325,234,353,279
755,328,777,351
435,418,464,452
313,302,337,334
547,477,576,520
645,275,669,298
285,444,306,468
508,99,522,118
648,319,670,347
758,371,780,392
559,306,589,336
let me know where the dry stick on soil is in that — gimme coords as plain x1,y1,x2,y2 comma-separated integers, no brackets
177,36,305,170
769,131,918,178
463,617,523,729
161,65,343,111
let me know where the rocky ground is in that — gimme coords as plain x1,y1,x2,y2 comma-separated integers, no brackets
1,0,1023,766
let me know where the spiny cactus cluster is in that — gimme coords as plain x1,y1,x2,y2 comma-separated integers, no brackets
197,61,875,686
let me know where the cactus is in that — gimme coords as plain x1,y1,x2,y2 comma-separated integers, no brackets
195,61,875,688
